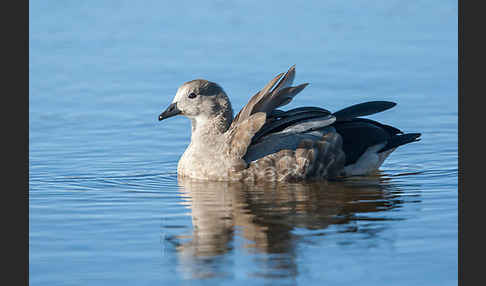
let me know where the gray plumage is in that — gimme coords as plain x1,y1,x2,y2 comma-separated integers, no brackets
158,66,421,182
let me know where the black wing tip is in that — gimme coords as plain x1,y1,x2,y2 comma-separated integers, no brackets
333,101,398,122
371,100,397,106
380,101,397,107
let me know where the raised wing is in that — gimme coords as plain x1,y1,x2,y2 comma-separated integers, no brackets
229,65,308,130
224,65,309,159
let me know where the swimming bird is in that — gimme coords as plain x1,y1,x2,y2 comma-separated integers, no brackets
158,66,421,182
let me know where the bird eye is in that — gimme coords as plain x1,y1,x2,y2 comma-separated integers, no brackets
188,92,197,99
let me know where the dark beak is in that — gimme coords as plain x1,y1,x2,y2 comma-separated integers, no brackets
158,102,181,121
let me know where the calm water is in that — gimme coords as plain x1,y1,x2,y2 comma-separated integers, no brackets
29,1,458,285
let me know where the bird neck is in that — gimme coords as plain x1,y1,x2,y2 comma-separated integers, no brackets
190,111,233,145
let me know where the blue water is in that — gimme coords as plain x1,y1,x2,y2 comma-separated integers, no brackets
29,1,457,285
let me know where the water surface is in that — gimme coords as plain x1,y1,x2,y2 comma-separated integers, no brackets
30,1,457,285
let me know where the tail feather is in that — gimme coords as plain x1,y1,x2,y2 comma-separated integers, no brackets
379,133,421,153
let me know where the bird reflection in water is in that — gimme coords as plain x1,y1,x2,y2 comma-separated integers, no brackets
166,174,410,279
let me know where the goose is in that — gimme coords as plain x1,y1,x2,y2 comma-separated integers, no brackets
158,65,421,182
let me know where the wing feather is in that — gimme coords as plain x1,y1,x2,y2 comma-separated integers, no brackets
333,101,396,122
225,65,308,159
225,112,266,158
229,65,308,130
